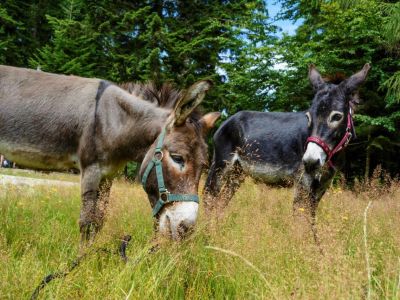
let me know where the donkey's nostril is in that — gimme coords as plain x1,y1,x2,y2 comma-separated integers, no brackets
177,220,193,238
303,158,320,173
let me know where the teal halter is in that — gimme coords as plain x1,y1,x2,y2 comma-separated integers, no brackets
141,127,199,217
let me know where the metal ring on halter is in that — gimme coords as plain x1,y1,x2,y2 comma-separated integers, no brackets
160,191,169,202
154,150,163,161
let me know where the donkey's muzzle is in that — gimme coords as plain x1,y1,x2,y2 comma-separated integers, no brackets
302,142,327,173
158,202,199,240
303,157,321,173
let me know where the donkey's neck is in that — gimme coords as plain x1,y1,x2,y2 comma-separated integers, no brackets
98,87,171,163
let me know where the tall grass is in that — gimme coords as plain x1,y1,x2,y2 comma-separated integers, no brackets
0,175,399,299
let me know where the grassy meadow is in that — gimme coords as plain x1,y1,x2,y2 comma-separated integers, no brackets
0,171,399,299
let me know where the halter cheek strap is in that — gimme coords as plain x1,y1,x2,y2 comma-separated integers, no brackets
305,111,354,169
141,128,199,217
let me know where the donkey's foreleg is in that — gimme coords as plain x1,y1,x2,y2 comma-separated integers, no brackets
219,162,244,211
293,171,318,218
294,169,334,219
98,178,112,217
79,164,111,246
293,170,334,254
293,182,323,253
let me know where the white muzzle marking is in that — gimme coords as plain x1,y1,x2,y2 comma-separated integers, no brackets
303,142,327,167
158,202,199,240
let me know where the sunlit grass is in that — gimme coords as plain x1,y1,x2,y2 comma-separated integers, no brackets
0,174,399,299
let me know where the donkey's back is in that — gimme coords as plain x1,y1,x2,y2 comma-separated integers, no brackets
0,65,101,170
203,110,309,210
213,110,309,182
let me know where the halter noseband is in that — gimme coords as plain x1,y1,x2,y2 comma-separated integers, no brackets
141,127,199,217
305,109,355,169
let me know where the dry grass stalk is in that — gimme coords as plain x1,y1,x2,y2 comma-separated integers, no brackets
363,201,372,300
205,245,278,299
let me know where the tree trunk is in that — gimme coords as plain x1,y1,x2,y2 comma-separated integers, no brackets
364,131,371,183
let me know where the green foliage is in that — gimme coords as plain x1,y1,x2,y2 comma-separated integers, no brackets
219,6,278,113
29,15,99,76
382,70,400,106
0,1,62,66
355,112,400,132
381,1,400,49
0,5,19,64
124,162,140,181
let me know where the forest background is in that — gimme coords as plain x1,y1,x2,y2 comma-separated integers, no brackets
1,0,399,182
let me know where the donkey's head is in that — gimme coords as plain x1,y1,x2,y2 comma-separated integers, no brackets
139,81,220,240
302,64,370,174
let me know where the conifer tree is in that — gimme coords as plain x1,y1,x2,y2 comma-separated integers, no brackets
0,4,19,64
1,1,61,66
29,0,99,76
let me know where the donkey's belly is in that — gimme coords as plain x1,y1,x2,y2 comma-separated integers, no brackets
0,141,79,171
239,159,298,186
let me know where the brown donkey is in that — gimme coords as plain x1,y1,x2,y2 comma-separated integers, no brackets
0,65,220,244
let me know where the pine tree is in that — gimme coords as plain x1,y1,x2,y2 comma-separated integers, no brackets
29,0,99,76
1,0,62,66
0,4,19,64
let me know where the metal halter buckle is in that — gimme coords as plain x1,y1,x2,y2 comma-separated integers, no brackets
160,190,169,202
154,150,163,161
344,133,352,147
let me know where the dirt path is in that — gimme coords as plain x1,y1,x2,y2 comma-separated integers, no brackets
0,174,78,187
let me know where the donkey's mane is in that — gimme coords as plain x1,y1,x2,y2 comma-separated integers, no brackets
120,81,207,164
323,72,347,84
120,81,204,133
120,81,182,109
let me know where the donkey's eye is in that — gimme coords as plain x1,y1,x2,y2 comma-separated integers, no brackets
171,154,184,165
330,112,343,123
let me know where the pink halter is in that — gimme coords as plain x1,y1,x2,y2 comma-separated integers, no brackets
305,110,354,169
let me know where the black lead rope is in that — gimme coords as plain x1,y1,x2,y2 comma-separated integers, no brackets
31,235,134,300
119,235,132,263
30,254,87,300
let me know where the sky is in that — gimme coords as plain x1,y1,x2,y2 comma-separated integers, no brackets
217,1,302,75
266,1,303,71
266,1,302,36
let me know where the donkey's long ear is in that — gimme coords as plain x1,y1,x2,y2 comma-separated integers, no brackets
200,112,221,136
309,64,324,91
341,63,371,93
172,80,213,126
